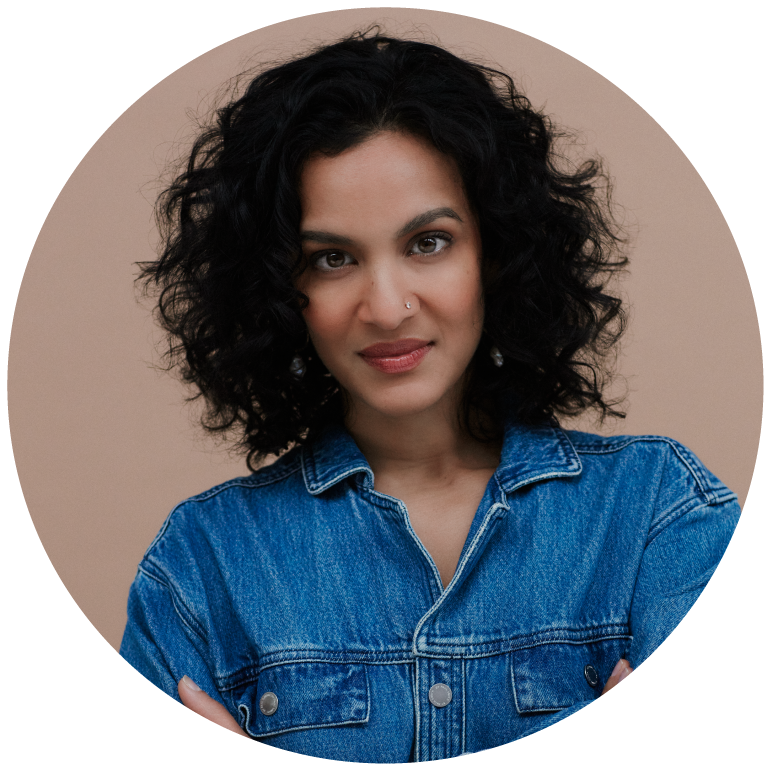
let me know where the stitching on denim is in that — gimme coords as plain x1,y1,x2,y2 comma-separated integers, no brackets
515,702,591,737
416,635,632,661
217,655,413,691
238,703,252,735
650,497,708,541
314,465,372,492
461,658,467,756
570,435,733,503
301,440,375,494
416,626,631,655
709,490,740,505
363,488,445,594
217,665,260,689
300,444,314,492
499,467,583,495
411,502,509,655
363,664,372,724
510,639,623,714
552,425,583,473
259,650,412,660
668,441,713,501
187,466,301,502
218,631,631,687
135,565,208,645
511,669,594,716
413,660,422,762
257,647,413,660
570,434,674,453
422,627,631,648
257,656,413,673
647,497,738,546
234,663,370,737
143,464,302,558
243,717,369,740
510,656,522,714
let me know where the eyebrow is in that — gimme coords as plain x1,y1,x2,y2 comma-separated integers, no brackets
300,207,463,245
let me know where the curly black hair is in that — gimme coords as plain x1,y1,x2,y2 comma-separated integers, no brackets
139,29,628,470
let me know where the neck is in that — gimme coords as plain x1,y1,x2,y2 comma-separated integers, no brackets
344,390,501,481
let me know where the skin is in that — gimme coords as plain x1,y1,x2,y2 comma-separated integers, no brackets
296,130,497,590
179,130,632,734
296,131,485,428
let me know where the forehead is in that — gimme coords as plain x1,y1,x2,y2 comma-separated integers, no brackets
298,131,469,227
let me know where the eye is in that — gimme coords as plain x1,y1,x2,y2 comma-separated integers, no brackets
409,233,452,255
313,251,355,271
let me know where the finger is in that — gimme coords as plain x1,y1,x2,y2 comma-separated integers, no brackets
601,658,633,695
178,676,249,737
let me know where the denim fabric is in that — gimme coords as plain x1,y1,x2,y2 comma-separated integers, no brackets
120,419,740,762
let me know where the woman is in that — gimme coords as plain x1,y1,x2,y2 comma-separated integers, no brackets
121,31,740,761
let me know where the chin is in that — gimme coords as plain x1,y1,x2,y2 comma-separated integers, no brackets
350,378,457,420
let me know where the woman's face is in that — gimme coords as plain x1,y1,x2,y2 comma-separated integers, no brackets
295,130,484,422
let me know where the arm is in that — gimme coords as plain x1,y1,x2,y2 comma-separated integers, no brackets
120,568,225,707
626,496,740,668
121,568,248,735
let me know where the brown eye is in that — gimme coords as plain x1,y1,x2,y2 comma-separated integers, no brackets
325,252,346,268
416,237,437,253
313,251,354,272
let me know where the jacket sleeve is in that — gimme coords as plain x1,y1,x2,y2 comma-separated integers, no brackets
626,494,740,668
120,567,227,708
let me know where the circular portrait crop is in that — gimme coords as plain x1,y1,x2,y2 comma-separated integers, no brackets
7,7,761,765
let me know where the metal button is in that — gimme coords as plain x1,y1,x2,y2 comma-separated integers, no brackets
584,664,599,688
428,683,453,708
259,691,278,716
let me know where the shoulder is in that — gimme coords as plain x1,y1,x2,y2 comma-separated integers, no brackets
140,447,305,566
180,447,303,505
561,429,736,507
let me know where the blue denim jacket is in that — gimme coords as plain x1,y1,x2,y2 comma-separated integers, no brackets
121,419,740,762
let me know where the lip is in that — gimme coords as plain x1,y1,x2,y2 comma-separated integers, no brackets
358,338,433,374
359,338,431,357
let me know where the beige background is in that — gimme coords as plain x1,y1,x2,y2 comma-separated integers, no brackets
8,8,762,652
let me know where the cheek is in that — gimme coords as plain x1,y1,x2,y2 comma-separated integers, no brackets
432,263,484,334
301,292,352,357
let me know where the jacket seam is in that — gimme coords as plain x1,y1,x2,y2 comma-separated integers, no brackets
647,497,737,546
415,633,632,659
416,622,629,648
143,464,302,557
187,464,302,502
245,717,370,740
136,564,208,645
571,436,730,503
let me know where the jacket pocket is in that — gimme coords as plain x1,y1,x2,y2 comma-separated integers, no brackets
511,637,627,714
232,661,370,738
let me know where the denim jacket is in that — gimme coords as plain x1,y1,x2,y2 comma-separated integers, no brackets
121,419,740,762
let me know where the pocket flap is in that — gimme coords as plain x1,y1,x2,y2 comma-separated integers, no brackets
235,662,370,738
511,638,627,714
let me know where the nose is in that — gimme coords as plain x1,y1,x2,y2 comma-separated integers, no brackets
356,263,415,330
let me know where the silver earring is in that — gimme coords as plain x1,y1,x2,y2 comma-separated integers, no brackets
490,346,504,367
405,301,412,309
289,355,306,378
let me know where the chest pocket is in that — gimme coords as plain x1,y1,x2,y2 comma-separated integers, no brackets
511,637,628,714
232,661,370,738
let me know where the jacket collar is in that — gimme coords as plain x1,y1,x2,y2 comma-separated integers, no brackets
301,418,582,496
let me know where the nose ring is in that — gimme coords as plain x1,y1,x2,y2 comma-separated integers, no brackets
405,301,411,309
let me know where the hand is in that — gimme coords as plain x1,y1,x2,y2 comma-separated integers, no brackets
178,676,249,737
601,658,633,695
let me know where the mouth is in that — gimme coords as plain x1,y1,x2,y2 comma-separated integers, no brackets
358,338,433,374
359,338,432,357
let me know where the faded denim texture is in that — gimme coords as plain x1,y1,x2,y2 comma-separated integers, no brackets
121,418,740,762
